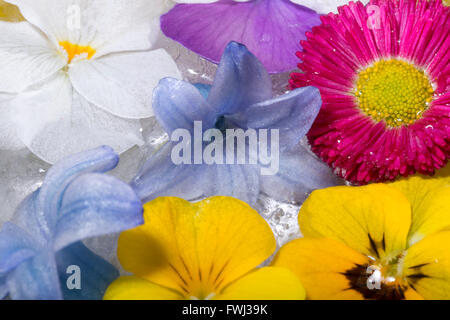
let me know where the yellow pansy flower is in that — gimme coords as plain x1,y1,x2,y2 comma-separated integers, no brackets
104,196,305,300
272,167,450,300
0,0,23,22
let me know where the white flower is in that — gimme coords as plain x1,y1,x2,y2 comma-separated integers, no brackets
0,0,181,163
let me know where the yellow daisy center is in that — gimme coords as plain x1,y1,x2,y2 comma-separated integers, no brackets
59,41,96,64
354,59,434,127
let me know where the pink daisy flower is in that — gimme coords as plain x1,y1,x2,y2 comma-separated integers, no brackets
290,0,450,184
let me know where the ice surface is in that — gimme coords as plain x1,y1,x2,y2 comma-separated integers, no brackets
256,194,302,248
0,34,306,270
0,149,49,225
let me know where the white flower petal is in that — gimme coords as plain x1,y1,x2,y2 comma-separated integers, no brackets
69,49,181,119
10,72,72,148
290,0,369,14
0,93,25,150
8,0,167,56
10,72,143,163
32,92,144,164
0,21,64,93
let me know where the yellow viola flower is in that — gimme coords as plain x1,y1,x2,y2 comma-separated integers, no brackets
0,0,24,22
104,196,305,300
272,168,450,300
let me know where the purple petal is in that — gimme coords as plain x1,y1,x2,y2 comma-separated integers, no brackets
161,0,321,73
52,173,143,251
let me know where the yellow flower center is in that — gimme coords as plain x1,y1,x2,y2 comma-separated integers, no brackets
345,253,412,299
180,274,221,300
445,0,450,7
59,41,96,64
354,59,434,127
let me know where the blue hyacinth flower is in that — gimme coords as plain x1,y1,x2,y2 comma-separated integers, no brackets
0,146,143,300
131,42,341,206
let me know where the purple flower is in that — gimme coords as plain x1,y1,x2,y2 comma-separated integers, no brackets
0,146,143,300
131,42,340,206
160,0,322,73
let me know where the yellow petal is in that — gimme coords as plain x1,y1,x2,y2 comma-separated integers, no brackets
391,173,450,245
299,184,411,260
409,187,450,245
0,0,24,22
272,238,369,299
216,267,305,300
403,231,450,300
403,288,424,300
272,237,423,300
103,276,183,300
118,196,276,299
390,164,450,208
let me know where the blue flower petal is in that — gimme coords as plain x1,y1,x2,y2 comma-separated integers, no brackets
132,142,260,205
56,241,119,300
52,173,143,251
7,250,61,300
35,146,120,239
259,143,343,203
193,83,212,100
229,87,322,152
132,128,261,205
207,42,272,115
0,222,37,274
207,164,260,206
131,143,210,203
153,78,217,134
0,275,7,299
10,191,48,245
1,147,140,300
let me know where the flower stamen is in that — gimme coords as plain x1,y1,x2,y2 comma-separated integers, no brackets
344,261,409,300
354,59,434,128
59,41,96,63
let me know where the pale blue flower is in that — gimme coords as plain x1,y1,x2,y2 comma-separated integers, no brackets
131,42,340,206
0,146,143,300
